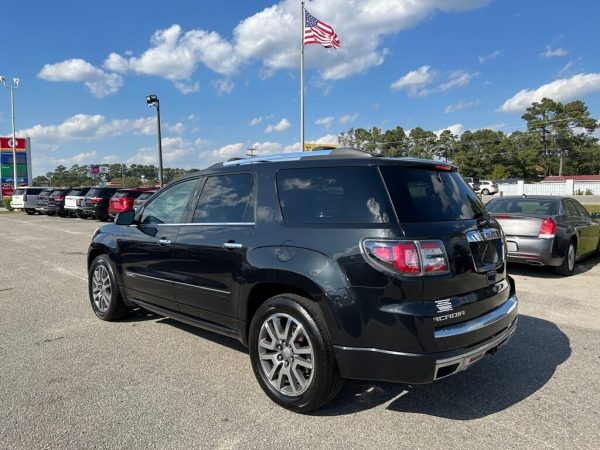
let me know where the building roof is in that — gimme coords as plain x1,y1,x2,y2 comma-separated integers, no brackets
541,175,600,182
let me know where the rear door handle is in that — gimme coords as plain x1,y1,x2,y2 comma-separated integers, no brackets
158,237,172,246
223,242,244,250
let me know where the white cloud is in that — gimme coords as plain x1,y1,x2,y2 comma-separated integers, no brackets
18,114,158,150
498,73,600,113
173,80,200,94
315,116,335,128
391,66,477,96
444,99,480,114
93,1,489,89
478,50,500,64
339,113,358,124
38,58,123,97
390,65,434,94
540,45,568,58
126,136,194,166
249,114,274,126
212,78,235,96
435,124,465,137
166,122,186,134
265,118,290,133
313,134,339,145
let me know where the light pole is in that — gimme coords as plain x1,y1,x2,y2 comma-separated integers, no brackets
1,76,20,193
145,94,163,188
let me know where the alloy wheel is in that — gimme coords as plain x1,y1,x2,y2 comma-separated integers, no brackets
92,265,112,312
257,313,315,396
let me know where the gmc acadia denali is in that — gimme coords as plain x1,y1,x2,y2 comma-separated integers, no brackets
87,149,518,412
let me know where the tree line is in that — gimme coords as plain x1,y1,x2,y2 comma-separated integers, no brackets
33,164,196,188
338,98,599,180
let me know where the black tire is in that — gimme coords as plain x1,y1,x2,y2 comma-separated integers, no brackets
555,241,576,276
25,209,35,215
481,188,490,195
88,255,130,321
249,294,343,413
47,211,55,216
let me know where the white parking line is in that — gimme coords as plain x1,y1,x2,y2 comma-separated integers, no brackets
6,219,92,235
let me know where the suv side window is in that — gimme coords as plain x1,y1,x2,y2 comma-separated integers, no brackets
140,179,199,224
276,167,392,224
192,173,255,223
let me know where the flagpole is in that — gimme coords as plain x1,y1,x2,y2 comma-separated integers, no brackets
300,1,305,152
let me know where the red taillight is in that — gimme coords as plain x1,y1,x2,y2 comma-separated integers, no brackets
539,218,556,239
90,197,102,204
434,164,452,171
54,195,65,201
364,240,449,275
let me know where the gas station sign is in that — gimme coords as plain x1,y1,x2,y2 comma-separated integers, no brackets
1,136,32,197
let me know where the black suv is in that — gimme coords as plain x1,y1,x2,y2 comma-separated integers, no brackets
81,187,118,221
87,149,518,412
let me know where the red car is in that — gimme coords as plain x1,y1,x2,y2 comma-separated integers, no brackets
108,188,154,218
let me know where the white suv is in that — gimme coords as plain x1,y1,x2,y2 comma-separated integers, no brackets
477,180,499,195
10,187,45,214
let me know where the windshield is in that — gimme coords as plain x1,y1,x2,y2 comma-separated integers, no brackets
380,166,486,222
86,189,101,197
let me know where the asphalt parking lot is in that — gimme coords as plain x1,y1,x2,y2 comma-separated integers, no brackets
1,214,599,449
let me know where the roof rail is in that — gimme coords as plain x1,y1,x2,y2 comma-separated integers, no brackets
216,147,371,167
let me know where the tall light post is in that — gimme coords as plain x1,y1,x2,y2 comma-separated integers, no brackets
145,94,163,188
1,76,20,192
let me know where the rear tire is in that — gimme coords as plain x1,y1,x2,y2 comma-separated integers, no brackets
25,209,35,215
481,188,490,195
555,241,576,276
88,255,131,321
249,294,343,413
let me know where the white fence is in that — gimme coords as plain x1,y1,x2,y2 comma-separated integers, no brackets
498,180,600,196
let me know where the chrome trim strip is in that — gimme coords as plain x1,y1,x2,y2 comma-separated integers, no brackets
434,295,518,339
434,319,517,379
333,345,416,357
466,228,501,243
135,222,255,227
126,272,230,295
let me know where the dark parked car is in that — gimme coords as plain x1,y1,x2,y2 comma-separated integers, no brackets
87,149,518,412
46,188,71,217
108,188,153,219
487,196,600,275
35,189,53,214
81,187,118,221
132,190,156,210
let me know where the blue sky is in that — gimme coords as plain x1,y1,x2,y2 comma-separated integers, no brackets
1,0,599,176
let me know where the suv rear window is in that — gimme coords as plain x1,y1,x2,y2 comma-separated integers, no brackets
15,189,26,195
86,189,101,197
112,191,142,199
487,199,558,215
380,166,485,222
276,167,392,224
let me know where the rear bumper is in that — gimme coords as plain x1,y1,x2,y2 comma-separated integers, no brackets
505,236,562,266
334,294,518,384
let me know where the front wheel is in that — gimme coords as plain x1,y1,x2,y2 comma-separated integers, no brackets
88,255,130,320
556,241,576,276
481,188,490,195
249,294,343,413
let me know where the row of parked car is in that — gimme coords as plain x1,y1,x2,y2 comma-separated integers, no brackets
9,186,156,221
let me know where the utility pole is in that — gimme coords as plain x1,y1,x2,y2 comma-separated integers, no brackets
247,146,256,158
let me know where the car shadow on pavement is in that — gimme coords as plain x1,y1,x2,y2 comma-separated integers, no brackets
157,317,248,353
314,315,570,418
508,255,599,278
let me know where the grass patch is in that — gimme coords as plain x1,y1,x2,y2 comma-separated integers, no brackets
585,205,600,214
0,210,20,214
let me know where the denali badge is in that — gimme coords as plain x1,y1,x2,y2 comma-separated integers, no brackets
435,299,453,313
433,311,466,322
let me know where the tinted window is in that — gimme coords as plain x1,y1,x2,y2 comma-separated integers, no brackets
50,190,63,197
487,199,558,215
573,201,590,218
39,190,51,197
193,174,254,223
86,189,101,197
564,200,580,217
140,179,198,224
381,166,485,222
15,189,26,195
277,167,392,224
67,189,81,196
136,192,154,201
113,190,143,199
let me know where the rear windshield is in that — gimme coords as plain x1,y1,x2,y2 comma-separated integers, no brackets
50,190,64,196
380,166,485,222
67,189,82,196
39,190,51,197
276,167,393,224
86,189,101,197
15,189,26,195
136,192,154,201
487,199,558,215
112,190,142,199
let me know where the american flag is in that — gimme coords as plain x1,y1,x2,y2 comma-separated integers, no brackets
304,10,341,49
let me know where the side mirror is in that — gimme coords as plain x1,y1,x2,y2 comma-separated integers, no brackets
115,209,135,225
